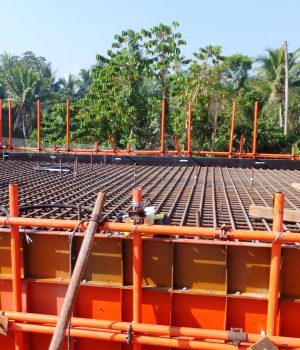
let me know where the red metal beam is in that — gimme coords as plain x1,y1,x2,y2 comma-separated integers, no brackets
161,98,166,155
252,101,258,157
8,99,12,148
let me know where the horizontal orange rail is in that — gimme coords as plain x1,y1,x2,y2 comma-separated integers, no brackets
0,216,299,243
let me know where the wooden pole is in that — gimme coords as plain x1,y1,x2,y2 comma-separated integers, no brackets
267,192,284,336
48,192,106,350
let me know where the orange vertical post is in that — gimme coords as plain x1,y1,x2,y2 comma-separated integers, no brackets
37,100,41,151
132,187,142,350
0,99,2,147
267,192,284,336
291,147,295,160
160,98,166,155
66,99,70,152
9,184,25,350
228,101,236,158
187,101,192,155
9,99,13,148
252,101,258,158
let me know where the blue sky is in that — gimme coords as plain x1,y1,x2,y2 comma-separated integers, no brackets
1,0,299,78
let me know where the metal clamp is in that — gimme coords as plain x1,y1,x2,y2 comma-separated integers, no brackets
226,327,247,346
126,324,132,344
220,223,228,239
0,312,8,336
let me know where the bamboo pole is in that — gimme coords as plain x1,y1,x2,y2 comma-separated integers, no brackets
252,101,258,157
187,101,192,155
266,192,284,336
48,192,106,350
66,99,70,152
161,98,166,155
37,100,41,151
8,99,12,148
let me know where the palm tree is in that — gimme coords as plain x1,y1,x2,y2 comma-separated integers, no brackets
256,47,300,130
78,68,92,97
0,52,54,139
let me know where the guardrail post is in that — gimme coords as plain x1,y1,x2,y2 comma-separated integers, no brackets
9,184,25,350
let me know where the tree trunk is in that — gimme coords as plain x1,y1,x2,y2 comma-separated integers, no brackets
284,41,289,135
279,104,283,128
21,110,27,141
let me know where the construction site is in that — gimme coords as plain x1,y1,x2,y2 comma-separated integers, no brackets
1,99,300,350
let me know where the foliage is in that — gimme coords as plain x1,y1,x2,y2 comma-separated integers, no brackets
1,23,300,155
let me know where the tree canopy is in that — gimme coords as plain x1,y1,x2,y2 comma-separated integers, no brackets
0,23,300,153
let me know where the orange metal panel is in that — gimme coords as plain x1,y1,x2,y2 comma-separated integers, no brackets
0,331,15,349
26,281,67,315
123,240,173,288
227,246,270,295
0,232,24,277
122,289,171,326
173,243,226,293
0,279,27,312
281,248,300,298
142,240,173,288
280,301,300,338
24,235,69,280
226,298,268,334
76,285,122,321
27,334,68,350
171,294,226,330
76,338,121,350
74,236,123,285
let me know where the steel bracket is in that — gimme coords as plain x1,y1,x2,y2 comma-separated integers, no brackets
0,312,8,336
248,336,278,350
227,327,247,346
126,324,132,344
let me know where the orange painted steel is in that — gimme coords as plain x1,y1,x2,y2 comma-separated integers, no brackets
9,323,236,350
252,101,258,157
161,98,166,155
228,101,236,158
5,311,300,348
187,100,192,155
1,216,300,243
132,187,143,350
37,100,41,151
8,99,12,147
9,184,25,350
0,99,2,146
291,147,295,160
267,192,284,336
66,99,70,152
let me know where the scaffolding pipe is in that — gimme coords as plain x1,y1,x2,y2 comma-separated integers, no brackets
8,99,12,148
228,101,236,158
9,323,237,350
66,99,70,152
0,215,300,243
252,101,258,157
161,98,166,155
37,100,41,151
5,311,300,348
48,192,106,350
9,184,25,350
267,192,284,336
132,187,143,350
187,101,192,155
